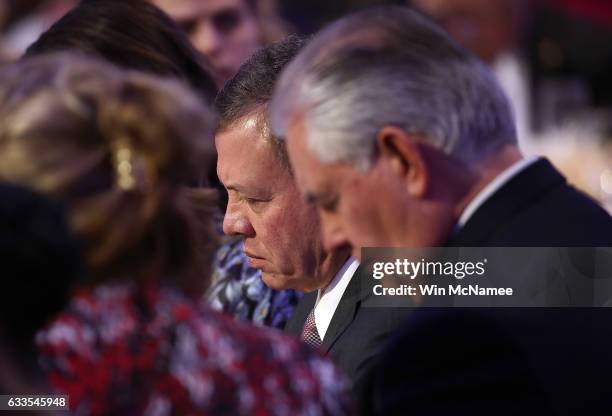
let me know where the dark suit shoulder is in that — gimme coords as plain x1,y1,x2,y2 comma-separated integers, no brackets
489,181,612,246
453,158,612,246
369,308,612,415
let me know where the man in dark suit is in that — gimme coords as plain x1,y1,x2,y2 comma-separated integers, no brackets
269,5,612,285
269,5,612,257
269,5,612,413
285,264,409,394
215,34,410,397
448,157,612,247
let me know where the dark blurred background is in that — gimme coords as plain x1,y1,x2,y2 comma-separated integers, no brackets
1,0,610,211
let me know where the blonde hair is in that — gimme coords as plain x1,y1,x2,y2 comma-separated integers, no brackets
0,52,219,292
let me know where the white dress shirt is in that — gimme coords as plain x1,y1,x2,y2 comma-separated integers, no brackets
313,257,360,340
457,156,539,229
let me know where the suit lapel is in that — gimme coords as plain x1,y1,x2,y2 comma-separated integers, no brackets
450,158,565,246
321,265,365,352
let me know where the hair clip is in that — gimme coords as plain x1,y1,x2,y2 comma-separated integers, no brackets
112,138,136,191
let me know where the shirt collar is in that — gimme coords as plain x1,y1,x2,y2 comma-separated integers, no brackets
457,156,539,230
316,257,359,303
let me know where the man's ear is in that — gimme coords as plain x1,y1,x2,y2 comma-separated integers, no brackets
375,126,429,197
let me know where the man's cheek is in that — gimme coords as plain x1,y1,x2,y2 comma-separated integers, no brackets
346,212,371,248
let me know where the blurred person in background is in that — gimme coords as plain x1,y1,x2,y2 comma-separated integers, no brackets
152,0,288,86
413,0,532,144
0,0,76,60
0,182,82,398
413,0,612,210
26,0,301,330
0,52,351,416
412,0,523,64
0,2,9,62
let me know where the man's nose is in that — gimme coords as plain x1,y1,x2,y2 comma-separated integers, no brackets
192,20,223,57
222,205,255,237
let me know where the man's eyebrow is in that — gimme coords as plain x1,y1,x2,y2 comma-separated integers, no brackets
225,184,248,194
226,183,267,196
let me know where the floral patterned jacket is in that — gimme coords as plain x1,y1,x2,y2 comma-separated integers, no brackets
207,239,302,329
37,282,352,416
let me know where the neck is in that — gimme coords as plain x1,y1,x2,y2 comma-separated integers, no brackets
454,145,523,221
307,248,351,293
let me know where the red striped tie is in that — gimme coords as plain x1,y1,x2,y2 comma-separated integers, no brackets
301,308,322,348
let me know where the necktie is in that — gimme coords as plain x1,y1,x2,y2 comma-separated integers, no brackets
301,308,322,348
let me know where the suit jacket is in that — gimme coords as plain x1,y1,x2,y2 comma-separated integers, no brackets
449,158,612,247
368,158,612,415
370,308,612,415
285,265,411,399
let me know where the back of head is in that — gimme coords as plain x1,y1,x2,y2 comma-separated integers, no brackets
25,0,217,104
0,52,218,291
270,6,517,171
216,34,308,170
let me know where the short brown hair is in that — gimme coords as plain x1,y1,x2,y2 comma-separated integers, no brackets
0,53,219,292
215,35,308,172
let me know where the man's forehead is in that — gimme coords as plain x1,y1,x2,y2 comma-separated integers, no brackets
217,112,265,143
216,120,288,190
216,130,271,169
154,0,246,21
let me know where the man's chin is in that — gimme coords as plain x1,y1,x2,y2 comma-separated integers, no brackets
261,272,293,291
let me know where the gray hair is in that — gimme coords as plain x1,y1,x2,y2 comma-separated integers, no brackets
270,6,517,171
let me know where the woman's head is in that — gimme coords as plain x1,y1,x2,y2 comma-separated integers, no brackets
0,53,219,291
25,0,217,103
25,0,227,205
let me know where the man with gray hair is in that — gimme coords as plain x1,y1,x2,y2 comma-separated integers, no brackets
270,6,612,413
270,6,612,254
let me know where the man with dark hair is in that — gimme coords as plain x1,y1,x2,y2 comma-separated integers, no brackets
215,35,409,396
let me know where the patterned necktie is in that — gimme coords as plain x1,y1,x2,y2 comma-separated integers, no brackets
301,308,322,348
